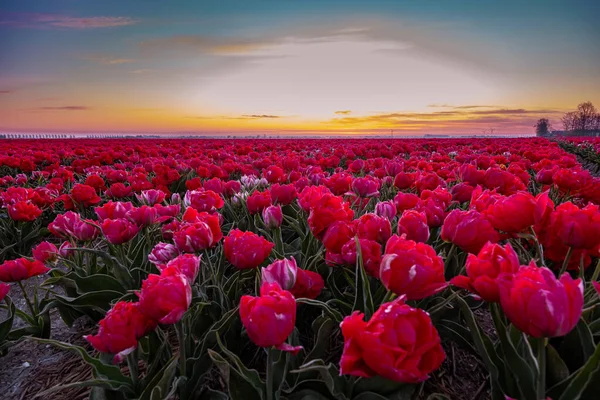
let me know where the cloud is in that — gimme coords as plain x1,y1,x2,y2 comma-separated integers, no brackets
328,107,564,128
84,56,135,65
335,110,352,115
39,106,91,111
241,114,281,119
140,35,269,55
130,69,153,74
184,114,284,120
0,90,13,94
0,13,138,29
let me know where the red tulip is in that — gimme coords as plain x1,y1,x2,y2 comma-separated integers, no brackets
397,210,430,243
101,218,139,245
0,283,9,302
173,222,216,252
32,241,58,264
322,221,356,253
393,192,420,214
381,235,447,300
95,201,134,221
484,191,536,233
451,242,520,302
224,229,274,269
7,201,42,221
550,202,600,250
246,190,272,214
441,209,499,254
127,205,158,227
297,185,331,212
240,282,302,354
184,189,224,212
355,213,391,244
307,193,354,238
498,263,583,338
157,253,201,283
138,271,191,324
71,184,101,207
341,238,382,278
0,257,50,282
85,301,157,363
270,183,297,205
340,296,445,383
106,183,133,199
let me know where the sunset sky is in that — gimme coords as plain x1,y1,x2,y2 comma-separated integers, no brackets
1,0,599,136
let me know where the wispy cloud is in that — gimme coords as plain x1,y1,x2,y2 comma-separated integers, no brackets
129,69,153,74
241,114,281,119
140,35,268,55
84,55,135,65
328,108,563,128
0,12,138,29
39,106,91,111
185,114,284,120
0,90,13,94
335,110,352,115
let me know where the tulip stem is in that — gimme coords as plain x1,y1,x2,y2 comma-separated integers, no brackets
126,349,139,389
559,247,573,277
266,346,275,400
176,320,187,377
529,227,546,267
537,338,547,400
591,259,600,282
17,281,36,317
380,289,396,305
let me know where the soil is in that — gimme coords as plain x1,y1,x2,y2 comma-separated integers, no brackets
0,276,95,400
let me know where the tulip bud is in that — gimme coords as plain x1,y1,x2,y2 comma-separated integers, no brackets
148,242,180,265
374,200,396,221
58,241,75,258
262,205,283,230
262,258,298,290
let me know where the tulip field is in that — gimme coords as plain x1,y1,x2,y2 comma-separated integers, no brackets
2,137,600,400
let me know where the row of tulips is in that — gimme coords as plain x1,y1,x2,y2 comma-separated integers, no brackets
1,137,600,400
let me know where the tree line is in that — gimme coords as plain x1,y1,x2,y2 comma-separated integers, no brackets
536,101,600,137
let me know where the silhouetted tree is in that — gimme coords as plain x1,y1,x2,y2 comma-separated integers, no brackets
534,118,552,137
562,101,600,136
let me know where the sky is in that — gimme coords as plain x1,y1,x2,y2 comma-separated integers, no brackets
1,0,599,136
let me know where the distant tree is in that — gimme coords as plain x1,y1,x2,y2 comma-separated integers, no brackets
534,118,552,136
562,101,600,136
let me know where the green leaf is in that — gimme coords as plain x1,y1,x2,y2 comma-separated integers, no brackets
455,298,506,396
352,376,415,397
0,297,15,342
296,298,343,323
139,355,178,400
546,343,570,387
560,318,596,371
32,338,133,391
290,359,348,399
208,348,264,400
491,304,537,400
39,290,123,315
352,237,374,320
558,342,600,400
